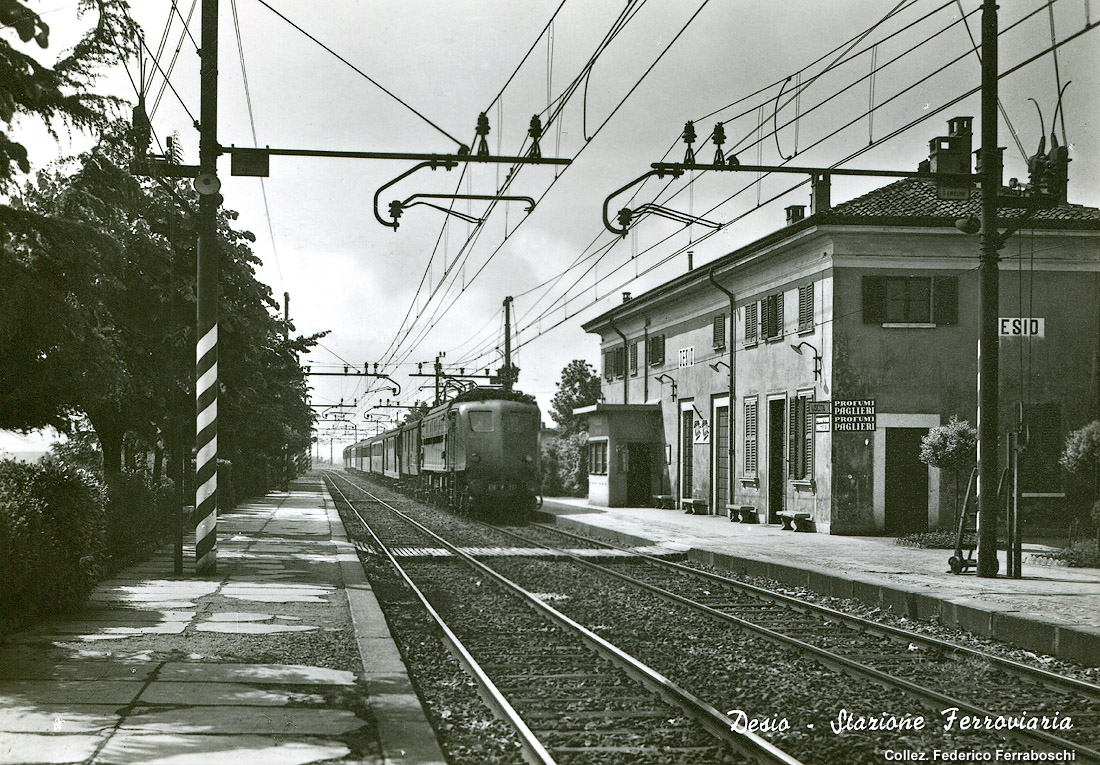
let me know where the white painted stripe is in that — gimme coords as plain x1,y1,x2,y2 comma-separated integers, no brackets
196,363,218,396
196,400,217,432
196,325,218,361
196,436,218,467
196,475,217,505
196,508,217,540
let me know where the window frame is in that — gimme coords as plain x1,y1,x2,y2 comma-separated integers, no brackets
588,439,609,476
797,283,814,333
788,390,814,482
712,313,726,349
743,303,758,347
742,396,758,479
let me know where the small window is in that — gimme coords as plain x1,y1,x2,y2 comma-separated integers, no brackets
604,346,625,379
712,314,726,349
469,411,494,432
678,346,694,368
744,303,758,345
503,412,533,434
647,334,665,366
588,441,608,475
762,291,784,340
744,397,758,476
798,284,814,332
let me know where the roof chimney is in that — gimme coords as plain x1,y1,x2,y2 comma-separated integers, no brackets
928,116,973,174
622,291,632,303
687,250,694,271
785,205,805,225
811,174,831,214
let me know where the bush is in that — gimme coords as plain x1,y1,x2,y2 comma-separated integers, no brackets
0,460,106,631
539,439,564,496
104,470,174,568
896,530,971,549
1030,539,1100,568
556,431,589,497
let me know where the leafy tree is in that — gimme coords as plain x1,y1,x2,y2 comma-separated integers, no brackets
402,402,431,424
920,416,977,529
550,360,600,436
1,0,134,193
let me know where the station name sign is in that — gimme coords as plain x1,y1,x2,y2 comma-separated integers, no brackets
833,399,876,431
998,317,1044,338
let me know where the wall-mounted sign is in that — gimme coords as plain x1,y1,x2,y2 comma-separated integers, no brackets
833,399,876,431
998,317,1045,338
814,415,831,432
693,419,711,445
808,400,832,415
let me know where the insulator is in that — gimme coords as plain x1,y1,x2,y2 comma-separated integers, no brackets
712,122,725,147
528,114,543,140
476,112,490,137
617,207,633,233
683,120,696,145
388,200,404,220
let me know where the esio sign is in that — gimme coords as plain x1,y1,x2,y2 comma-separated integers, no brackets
998,317,1044,338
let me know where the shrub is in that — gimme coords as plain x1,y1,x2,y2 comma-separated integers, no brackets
1030,539,1100,568
896,530,972,549
556,431,589,497
104,470,174,568
0,460,106,631
539,440,564,496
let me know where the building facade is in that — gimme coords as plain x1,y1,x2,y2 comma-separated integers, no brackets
580,118,1100,535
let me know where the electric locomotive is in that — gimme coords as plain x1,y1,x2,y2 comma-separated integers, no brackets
343,389,540,522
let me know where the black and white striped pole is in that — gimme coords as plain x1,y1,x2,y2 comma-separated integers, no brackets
194,0,221,575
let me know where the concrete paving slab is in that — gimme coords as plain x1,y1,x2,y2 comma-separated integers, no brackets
0,704,119,733
0,661,154,682
0,680,143,706
155,663,356,686
119,706,366,735
0,733,105,764
137,682,324,706
96,733,351,765
193,622,318,634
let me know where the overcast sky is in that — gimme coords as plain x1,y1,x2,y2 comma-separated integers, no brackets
4,0,1098,457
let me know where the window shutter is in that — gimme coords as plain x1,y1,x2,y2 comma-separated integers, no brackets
775,291,784,336
649,335,664,366
863,276,887,324
798,284,814,331
744,304,758,343
933,276,958,325
713,314,726,348
788,397,798,478
604,350,613,380
761,298,772,339
629,341,638,373
744,399,757,475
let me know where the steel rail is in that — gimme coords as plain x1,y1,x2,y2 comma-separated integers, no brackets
322,473,557,765
535,522,1100,701
490,522,1100,762
328,472,805,765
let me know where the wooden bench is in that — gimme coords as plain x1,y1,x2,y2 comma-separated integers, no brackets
683,499,709,515
727,505,758,523
652,494,675,509
776,510,812,531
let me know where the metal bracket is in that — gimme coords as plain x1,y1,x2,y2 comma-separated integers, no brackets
391,193,537,227
374,160,458,229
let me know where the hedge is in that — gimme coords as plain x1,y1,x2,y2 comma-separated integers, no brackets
0,460,106,631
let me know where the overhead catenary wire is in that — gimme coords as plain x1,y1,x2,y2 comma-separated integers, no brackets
252,0,465,148
229,0,284,286
150,0,198,119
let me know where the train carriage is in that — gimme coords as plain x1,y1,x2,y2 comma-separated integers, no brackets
342,390,540,522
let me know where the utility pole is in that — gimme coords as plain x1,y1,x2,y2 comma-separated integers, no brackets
434,353,444,406
194,0,221,575
503,296,514,392
976,0,1001,577
282,291,290,492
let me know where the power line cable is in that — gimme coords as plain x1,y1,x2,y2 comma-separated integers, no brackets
252,0,465,148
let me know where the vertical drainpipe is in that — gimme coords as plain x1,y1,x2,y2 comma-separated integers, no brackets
643,322,650,402
709,269,735,509
609,319,629,405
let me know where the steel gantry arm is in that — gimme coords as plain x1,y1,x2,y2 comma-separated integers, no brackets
385,193,538,228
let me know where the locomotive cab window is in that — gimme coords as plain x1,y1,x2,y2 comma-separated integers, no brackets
503,412,534,433
469,410,494,432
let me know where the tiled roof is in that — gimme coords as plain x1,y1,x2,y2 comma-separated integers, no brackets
816,178,1100,228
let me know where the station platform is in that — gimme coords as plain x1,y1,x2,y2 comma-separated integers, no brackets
0,478,443,765
539,498,1100,667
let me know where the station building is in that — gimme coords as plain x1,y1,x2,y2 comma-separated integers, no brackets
577,118,1100,535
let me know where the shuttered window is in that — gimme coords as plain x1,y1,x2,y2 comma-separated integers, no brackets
863,275,958,325
762,291,784,340
588,441,608,475
798,284,814,332
647,334,665,366
744,303,758,345
604,347,625,379
629,341,638,374
789,392,814,480
744,397,758,476
713,314,726,349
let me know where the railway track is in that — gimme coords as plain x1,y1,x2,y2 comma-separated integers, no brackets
497,521,1100,762
331,471,1100,763
324,471,802,765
